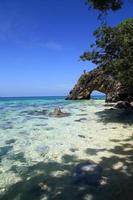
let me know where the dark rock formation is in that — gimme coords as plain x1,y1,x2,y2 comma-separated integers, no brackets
114,101,132,109
66,67,133,102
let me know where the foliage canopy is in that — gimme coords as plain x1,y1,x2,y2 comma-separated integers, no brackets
81,18,133,87
86,0,123,12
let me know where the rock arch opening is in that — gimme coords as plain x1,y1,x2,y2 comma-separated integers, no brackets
66,67,133,102
90,90,106,100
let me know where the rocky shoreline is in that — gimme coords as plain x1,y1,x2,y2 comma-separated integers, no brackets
66,67,133,103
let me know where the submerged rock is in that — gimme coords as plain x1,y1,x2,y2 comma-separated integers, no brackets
38,182,51,192
74,118,87,122
78,134,86,138
49,108,70,117
73,161,102,186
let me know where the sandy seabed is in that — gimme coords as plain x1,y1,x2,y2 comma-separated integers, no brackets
0,99,133,200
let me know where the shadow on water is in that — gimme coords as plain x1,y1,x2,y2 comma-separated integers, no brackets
0,134,133,200
85,148,106,156
0,146,13,157
95,108,133,125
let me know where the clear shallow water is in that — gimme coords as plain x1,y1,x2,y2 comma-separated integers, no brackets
0,96,133,200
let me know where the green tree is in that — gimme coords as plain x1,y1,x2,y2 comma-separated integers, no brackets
86,0,123,21
81,0,133,89
81,18,133,88
86,0,123,12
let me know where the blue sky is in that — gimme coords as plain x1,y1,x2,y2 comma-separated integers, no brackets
0,0,132,97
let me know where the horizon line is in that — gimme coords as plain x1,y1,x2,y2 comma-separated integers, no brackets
0,94,105,98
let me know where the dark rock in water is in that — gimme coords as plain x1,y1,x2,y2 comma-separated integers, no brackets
49,108,70,117
74,119,81,122
109,108,115,110
73,161,102,186
112,127,117,129
114,101,132,109
75,118,87,122
29,182,51,199
123,125,127,128
70,148,78,152
38,182,50,192
5,139,16,145
78,135,86,138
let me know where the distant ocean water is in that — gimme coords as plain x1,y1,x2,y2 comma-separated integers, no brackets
0,95,105,111
0,95,105,101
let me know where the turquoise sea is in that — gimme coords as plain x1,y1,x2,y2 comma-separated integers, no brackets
0,96,133,200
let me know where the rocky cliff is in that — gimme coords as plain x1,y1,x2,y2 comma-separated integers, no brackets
66,67,133,102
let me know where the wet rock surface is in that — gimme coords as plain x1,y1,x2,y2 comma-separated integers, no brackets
114,101,132,109
49,108,70,117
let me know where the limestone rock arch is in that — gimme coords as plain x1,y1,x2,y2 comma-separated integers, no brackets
66,67,131,102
